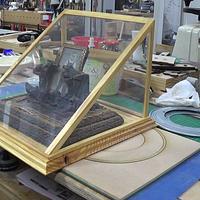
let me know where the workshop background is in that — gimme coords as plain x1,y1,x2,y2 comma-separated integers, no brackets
0,0,199,200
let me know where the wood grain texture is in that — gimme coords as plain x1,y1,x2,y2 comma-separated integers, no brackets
0,133,48,174
143,23,154,117
0,166,48,200
50,111,153,159
122,68,199,91
46,120,156,174
0,123,47,155
0,106,155,175
1,10,53,26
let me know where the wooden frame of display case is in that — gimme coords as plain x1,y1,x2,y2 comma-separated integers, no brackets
0,10,155,175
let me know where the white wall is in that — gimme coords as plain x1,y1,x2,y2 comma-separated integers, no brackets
154,0,183,44
163,0,182,36
154,0,165,44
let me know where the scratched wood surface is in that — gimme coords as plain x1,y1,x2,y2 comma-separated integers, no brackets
0,164,48,200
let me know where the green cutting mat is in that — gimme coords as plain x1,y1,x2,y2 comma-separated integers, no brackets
101,95,200,143
170,115,200,142
100,95,156,114
170,115,200,128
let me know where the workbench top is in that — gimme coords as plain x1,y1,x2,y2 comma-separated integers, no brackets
0,164,48,200
0,92,199,200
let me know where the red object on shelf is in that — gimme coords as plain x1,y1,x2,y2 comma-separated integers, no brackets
103,39,119,46
71,36,104,48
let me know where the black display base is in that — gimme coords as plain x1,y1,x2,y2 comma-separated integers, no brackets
0,150,19,171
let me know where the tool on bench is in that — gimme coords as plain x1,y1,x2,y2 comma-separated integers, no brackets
17,29,42,42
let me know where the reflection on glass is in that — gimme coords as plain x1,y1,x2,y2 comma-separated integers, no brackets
0,15,145,147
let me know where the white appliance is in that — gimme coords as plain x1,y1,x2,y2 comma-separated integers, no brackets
172,24,200,63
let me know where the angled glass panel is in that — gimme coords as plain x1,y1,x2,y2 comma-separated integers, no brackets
101,32,153,116
0,12,148,150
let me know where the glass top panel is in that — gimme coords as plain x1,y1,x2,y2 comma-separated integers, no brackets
0,13,145,148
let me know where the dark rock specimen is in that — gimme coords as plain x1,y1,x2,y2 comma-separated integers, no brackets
0,61,124,147
25,61,89,111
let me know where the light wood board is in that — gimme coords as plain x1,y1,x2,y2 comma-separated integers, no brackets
55,174,110,200
0,164,48,200
0,10,53,26
179,181,200,200
0,32,31,53
58,129,200,200
123,66,199,91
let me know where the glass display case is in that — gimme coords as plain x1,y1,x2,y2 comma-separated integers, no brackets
0,10,155,174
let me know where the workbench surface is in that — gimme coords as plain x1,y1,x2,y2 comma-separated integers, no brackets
130,152,200,200
0,152,200,200
0,164,48,200
0,95,199,200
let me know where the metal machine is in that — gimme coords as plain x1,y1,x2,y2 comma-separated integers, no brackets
173,0,200,63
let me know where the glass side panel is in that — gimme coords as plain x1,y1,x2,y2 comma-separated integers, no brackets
100,53,147,117
0,13,146,148
98,32,153,117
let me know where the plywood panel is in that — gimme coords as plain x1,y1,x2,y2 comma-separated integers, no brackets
123,67,199,91
61,129,200,200
0,165,48,200
1,10,52,26
179,181,200,200
55,173,110,200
